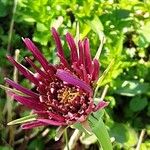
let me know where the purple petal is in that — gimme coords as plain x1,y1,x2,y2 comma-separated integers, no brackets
34,111,65,122
7,56,39,85
92,59,100,81
21,121,48,129
51,28,65,58
56,69,93,95
66,33,78,63
94,101,109,112
78,40,84,65
84,38,93,74
5,78,39,98
72,63,89,84
57,53,69,68
72,62,83,78
22,38,50,71
51,28,68,67
25,57,49,79
47,64,57,76
37,118,66,126
85,98,94,114
80,65,90,84
8,92,45,111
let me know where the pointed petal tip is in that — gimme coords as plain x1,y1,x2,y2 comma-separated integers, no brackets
7,122,12,126
51,27,56,32
21,37,25,41
4,77,8,81
22,37,29,43
23,38,34,46
24,56,28,60
94,101,109,112
51,27,58,36
84,37,89,42
66,32,71,37
6,55,11,59
6,55,15,63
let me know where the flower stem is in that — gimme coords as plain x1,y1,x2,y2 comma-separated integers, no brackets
94,34,105,60
90,85,112,150
64,129,81,150
64,128,70,150
7,0,18,53
135,129,146,150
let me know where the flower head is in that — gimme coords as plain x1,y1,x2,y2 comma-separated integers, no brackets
6,28,108,129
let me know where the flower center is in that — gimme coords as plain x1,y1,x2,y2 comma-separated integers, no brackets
57,87,79,103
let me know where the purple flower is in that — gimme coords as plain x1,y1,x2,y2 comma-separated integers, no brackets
5,28,108,129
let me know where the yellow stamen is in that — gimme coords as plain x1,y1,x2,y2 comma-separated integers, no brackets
58,87,79,103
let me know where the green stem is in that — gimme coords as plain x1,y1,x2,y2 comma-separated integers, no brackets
94,34,105,60
89,116,113,150
64,128,70,150
7,0,18,53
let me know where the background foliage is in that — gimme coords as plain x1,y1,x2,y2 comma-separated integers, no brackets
0,0,150,149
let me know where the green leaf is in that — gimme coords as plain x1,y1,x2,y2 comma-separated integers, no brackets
80,24,91,39
89,115,113,150
0,3,8,17
88,15,104,34
96,59,115,87
72,122,90,136
33,31,50,46
28,138,45,150
140,21,150,43
114,80,150,96
129,96,148,112
147,104,150,117
36,23,48,32
7,114,37,125
0,146,13,150
109,123,138,147
125,127,138,147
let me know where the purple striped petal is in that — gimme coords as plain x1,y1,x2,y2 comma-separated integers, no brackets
80,65,90,84
47,64,57,76
25,57,49,79
94,101,109,112
78,40,84,65
21,121,48,129
22,38,49,71
5,78,39,98
7,56,39,85
51,28,68,67
37,118,66,126
85,98,94,114
34,111,65,122
72,62,83,79
51,28,65,58
72,63,89,84
57,53,69,68
84,38,93,74
8,92,45,111
56,69,93,95
92,59,100,81
66,33,78,63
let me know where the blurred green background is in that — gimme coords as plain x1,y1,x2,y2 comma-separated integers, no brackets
0,0,150,149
